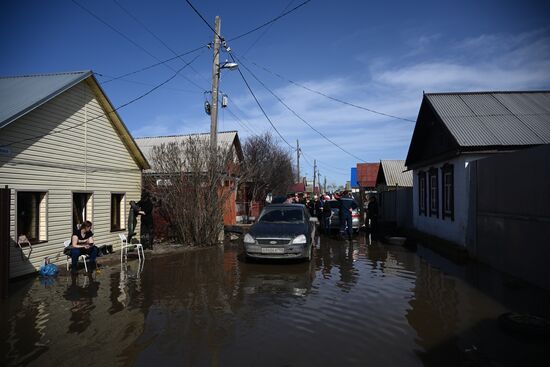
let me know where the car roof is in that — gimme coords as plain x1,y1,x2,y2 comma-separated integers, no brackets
265,203,306,209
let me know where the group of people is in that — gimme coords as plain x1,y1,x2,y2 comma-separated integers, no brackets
283,190,378,239
66,192,154,274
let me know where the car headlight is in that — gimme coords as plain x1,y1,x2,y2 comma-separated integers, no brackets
244,233,255,244
291,234,307,245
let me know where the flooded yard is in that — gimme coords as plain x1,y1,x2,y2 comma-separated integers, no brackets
2,234,550,367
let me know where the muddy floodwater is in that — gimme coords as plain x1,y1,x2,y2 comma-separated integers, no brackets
2,234,550,367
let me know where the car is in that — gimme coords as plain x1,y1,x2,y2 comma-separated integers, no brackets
326,200,361,233
243,204,316,261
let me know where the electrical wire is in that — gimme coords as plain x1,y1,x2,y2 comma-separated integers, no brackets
72,0,206,91
244,57,416,122
235,54,367,162
184,0,222,39
2,53,202,148
113,0,210,90
228,0,312,42
99,45,207,84
228,54,294,151
242,0,296,56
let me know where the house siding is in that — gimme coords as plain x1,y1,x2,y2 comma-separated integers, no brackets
412,154,486,247
0,81,142,278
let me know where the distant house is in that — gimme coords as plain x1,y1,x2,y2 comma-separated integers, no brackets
356,162,380,193
135,131,243,225
0,71,150,278
376,160,412,190
405,91,550,247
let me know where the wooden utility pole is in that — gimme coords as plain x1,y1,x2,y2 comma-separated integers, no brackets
296,139,300,183
317,170,321,194
324,176,327,194
210,16,222,150
313,159,317,194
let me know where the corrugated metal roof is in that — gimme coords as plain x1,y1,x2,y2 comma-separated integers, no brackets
426,91,550,147
135,131,239,164
0,71,91,128
379,160,412,187
356,163,380,188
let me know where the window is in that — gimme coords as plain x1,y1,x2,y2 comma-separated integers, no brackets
111,193,126,231
73,193,93,230
442,164,454,220
17,191,47,243
428,168,439,217
418,171,427,215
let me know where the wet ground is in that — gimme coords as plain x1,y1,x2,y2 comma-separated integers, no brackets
2,234,550,367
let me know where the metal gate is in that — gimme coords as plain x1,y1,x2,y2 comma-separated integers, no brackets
0,186,10,298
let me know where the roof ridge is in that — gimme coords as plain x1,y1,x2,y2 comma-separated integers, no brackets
425,90,550,96
135,130,237,140
0,70,91,79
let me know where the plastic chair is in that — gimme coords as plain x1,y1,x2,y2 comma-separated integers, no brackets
64,239,88,272
118,234,145,263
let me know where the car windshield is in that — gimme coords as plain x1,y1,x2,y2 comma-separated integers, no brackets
259,208,304,223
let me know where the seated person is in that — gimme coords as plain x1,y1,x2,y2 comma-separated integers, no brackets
69,220,97,272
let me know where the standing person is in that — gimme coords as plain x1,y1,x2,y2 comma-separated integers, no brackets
362,196,369,228
137,191,154,250
367,196,379,234
320,194,332,234
337,190,358,239
308,195,321,218
69,221,97,272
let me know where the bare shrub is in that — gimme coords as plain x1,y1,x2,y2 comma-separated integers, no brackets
147,137,233,246
241,133,295,202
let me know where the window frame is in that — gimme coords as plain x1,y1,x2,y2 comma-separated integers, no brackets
441,164,454,220
110,192,126,232
418,171,427,216
428,167,439,218
15,190,48,244
72,191,94,230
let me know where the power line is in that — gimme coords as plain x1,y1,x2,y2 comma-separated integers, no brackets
244,57,416,122
113,0,211,90
228,0,312,42
235,54,367,162
72,0,206,91
2,54,202,148
184,0,222,39
242,0,296,56
99,45,207,84
229,54,294,151
95,72,197,93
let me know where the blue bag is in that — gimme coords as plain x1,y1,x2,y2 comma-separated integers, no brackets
39,263,59,277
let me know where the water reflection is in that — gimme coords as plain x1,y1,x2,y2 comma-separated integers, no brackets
1,235,550,367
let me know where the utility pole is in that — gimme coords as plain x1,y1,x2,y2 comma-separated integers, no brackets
324,176,327,194
313,159,317,194
317,170,321,194
296,139,300,183
210,16,222,151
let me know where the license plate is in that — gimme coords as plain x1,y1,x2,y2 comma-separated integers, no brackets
261,247,284,254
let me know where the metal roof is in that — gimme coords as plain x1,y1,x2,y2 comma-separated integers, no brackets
379,160,412,187
426,91,550,147
135,131,241,164
0,71,92,128
356,163,380,188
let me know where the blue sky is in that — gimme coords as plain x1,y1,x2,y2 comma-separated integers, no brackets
2,0,550,185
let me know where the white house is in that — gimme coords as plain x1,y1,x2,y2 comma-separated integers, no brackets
0,71,149,278
405,91,550,247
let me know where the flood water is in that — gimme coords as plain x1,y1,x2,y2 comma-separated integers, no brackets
2,234,550,367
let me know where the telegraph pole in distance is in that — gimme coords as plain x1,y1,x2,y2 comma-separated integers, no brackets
313,159,317,194
210,16,221,150
296,139,300,183
324,176,327,194
317,169,321,194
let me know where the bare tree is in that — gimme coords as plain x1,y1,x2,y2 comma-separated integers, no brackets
147,137,234,246
241,133,295,203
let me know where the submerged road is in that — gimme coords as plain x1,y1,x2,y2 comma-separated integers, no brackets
2,234,550,366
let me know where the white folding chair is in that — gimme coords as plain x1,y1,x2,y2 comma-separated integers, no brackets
118,234,145,263
64,239,88,272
